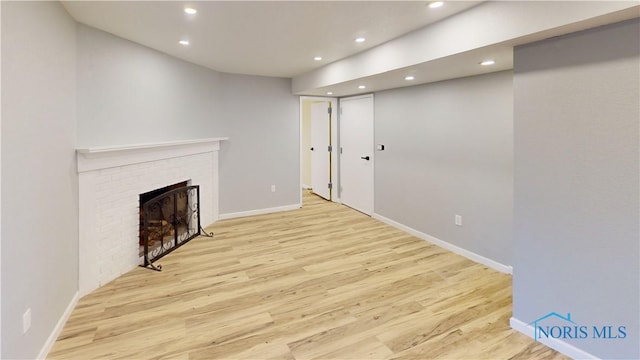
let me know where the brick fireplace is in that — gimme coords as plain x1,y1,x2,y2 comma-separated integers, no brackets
76,138,226,295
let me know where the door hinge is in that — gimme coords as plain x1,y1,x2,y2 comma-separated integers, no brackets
328,145,332,152
327,106,332,115
328,183,333,189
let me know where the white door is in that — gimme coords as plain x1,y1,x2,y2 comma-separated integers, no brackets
310,101,331,200
340,95,374,215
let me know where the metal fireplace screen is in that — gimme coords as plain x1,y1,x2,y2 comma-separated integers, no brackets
141,185,202,270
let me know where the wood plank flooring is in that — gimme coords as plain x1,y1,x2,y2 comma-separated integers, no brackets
49,192,567,360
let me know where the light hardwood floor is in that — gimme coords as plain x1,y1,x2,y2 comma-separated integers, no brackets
49,191,567,360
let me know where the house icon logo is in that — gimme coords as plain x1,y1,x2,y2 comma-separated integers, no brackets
529,312,577,340
529,312,627,341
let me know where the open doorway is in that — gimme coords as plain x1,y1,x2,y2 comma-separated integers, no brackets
300,96,338,206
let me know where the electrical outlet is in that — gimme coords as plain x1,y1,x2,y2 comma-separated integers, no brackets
23,308,31,334
455,215,462,227
271,185,276,193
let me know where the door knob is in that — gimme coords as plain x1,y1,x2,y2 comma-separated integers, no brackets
361,156,370,161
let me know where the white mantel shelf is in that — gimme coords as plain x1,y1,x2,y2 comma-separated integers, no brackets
76,137,228,173
77,137,228,154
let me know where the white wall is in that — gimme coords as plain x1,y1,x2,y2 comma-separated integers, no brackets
218,73,300,215
77,24,224,148
374,71,514,267
512,19,639,359
1,2,78,358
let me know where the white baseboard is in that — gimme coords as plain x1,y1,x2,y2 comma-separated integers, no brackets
38,291,80,359
302,184,312,190
219,203,301,220
510,317,598,359
372,213,513,274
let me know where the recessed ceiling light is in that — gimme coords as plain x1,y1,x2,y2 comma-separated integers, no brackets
480,59,496,66
314,56,322,61
428,1,444,9
179,40,190,46
358,85,366,89
355,37,366,43
405,76,415,81
327,91,333,95
184,7,197,15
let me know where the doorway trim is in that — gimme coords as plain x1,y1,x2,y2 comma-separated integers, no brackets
299,96,339,205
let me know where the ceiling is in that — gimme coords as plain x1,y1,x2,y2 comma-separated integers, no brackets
62,1,481,78
308,44,514,97
62,1,638,97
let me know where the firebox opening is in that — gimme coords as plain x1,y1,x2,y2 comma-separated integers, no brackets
139,180,189,248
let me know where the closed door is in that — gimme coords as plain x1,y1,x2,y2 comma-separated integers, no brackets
340,95,374,215
310,101,331,200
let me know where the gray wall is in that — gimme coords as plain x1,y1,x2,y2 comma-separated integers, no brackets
0,11,299,357
77,25,300,215
218,73,300,214
375,71,514,266
0,1,3,354
77,24,223,148
513,19,639,359
1,2,79,358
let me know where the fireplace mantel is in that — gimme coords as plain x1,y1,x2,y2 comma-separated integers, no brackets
76,137,226,295
77,137,228,173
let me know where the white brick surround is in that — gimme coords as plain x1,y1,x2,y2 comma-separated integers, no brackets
76,138,226,295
